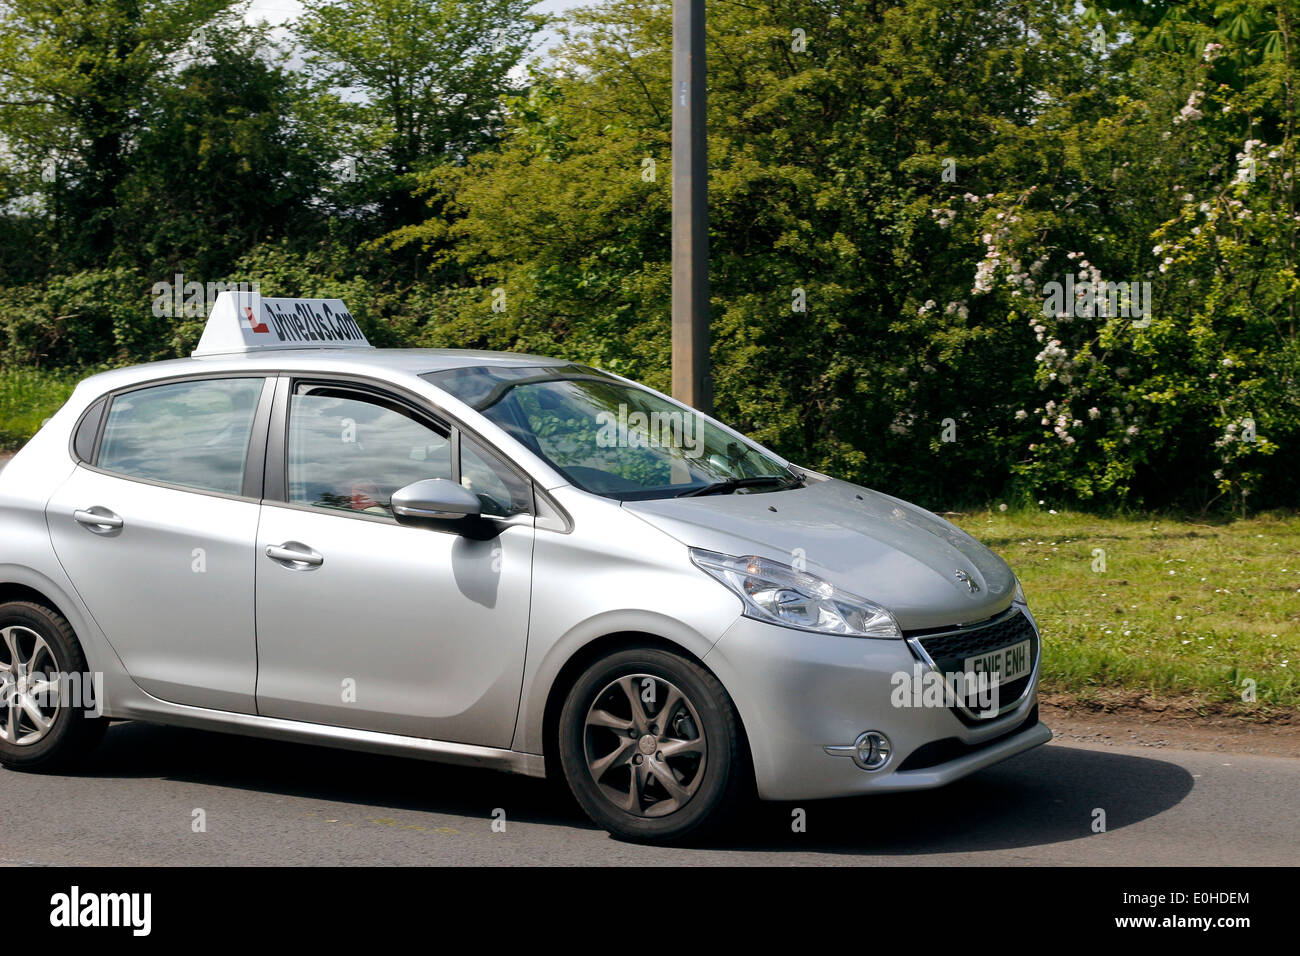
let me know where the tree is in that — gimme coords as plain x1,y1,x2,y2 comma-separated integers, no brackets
114,22,333,279
294,0,545,241
0,0,235,271
399,0,1107,503
397,0,1300,510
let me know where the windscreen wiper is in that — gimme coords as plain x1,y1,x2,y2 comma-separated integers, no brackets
676,474,804,497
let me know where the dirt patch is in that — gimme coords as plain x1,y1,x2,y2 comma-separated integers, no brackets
1042,688,1297,724
1041,698,1300,758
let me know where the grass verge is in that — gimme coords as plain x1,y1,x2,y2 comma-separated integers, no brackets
0,367,79,451
952,509,1300,718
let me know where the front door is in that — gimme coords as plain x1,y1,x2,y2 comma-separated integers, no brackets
253,379,534,747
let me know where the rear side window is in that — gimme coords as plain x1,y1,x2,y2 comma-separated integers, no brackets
97,378,264,495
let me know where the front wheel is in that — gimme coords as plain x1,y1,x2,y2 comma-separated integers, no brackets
558,647,751,844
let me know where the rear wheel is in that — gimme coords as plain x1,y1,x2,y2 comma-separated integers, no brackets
558,647,750,844
0,601,106,771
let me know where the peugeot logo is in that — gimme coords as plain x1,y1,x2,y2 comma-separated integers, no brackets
954,569,980,593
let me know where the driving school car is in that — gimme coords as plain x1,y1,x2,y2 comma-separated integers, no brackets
0,292,1050,843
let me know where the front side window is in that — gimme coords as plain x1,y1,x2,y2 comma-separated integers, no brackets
461,432,532,518
287,385,453,517
97,377,264,495
423,365,797,501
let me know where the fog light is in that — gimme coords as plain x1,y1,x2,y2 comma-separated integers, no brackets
852,731,891,771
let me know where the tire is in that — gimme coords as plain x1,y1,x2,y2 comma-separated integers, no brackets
0,601,107,771
558,646,751,844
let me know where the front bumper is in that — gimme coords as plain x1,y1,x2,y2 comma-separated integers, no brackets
702,609,1050,801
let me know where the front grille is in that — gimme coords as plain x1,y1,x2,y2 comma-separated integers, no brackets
907,608,1039,724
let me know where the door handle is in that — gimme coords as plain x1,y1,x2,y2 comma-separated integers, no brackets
74,508,124,533
266,543,324,568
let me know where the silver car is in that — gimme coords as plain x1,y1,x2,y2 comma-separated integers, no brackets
0,295,1050,843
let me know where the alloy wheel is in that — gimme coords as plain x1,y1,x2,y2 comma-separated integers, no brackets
0,625,61,746
582,673,708,818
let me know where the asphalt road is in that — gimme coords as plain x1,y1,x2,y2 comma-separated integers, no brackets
1,720,1295,865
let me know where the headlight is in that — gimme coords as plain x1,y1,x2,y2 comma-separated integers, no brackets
1013,578,1028,606
690,549,902,639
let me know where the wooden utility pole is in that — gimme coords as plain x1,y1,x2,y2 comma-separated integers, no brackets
671,0,711,414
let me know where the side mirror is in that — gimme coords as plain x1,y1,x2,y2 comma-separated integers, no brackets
391,478,482,522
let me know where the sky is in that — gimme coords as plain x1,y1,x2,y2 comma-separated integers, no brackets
244,0,584,61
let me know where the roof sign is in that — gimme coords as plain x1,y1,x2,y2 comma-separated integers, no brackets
192,290,372,357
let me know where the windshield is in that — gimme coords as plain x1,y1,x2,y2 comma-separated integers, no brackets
422,364,799,501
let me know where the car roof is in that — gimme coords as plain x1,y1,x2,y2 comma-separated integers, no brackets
73,348,576,394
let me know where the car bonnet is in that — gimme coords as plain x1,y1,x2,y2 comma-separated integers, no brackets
623,478,1017,631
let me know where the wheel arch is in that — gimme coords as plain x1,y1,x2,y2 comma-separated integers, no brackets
538,630,750,784
0,579,85,639
0,581,64,611
0,569,118,678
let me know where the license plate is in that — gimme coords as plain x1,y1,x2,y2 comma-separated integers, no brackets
963,639,1032,688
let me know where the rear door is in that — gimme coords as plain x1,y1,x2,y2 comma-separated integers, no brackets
253,376,535,747
47,374,273,713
